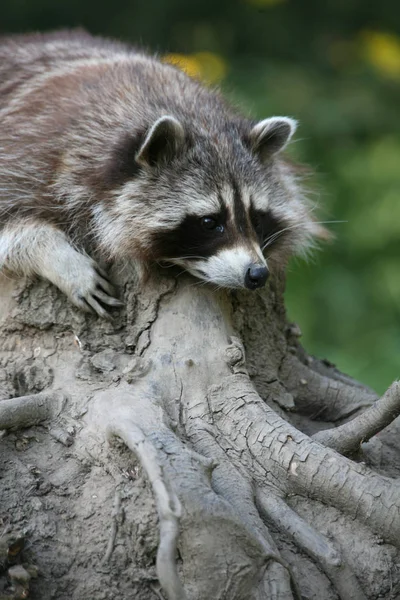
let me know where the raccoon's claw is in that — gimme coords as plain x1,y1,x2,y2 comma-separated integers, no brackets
65,258,123,318
78,295,113,320
73,284,123,319
94,265,112,285
73,291,123,318
94,285,124,307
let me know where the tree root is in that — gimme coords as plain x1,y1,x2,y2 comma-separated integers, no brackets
298,350,375,394
188,426,298,599
150,584,166,600
3,275,400,599
101,489,122,565
83,370,400,598
87,386,307,600
85,375,400,597
0,392,66,431
313,381,400,455
256,490,367,600
205,374,400,548
280,355,377,420
85,283,400,599
92,390,186,600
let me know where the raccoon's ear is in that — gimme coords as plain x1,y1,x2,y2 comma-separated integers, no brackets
136,115,185,167
249,117,297,161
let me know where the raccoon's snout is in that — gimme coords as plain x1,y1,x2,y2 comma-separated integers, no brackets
175,248,269,290
244,264,269,290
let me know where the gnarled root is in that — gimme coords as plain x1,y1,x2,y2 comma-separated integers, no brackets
205,374,400,548
313,381,400,455
0,392,66,431
256,490,367,600
76,282,400,599
280,355,377,420
85,386,302,600
2,273,400,599
87,388,186,600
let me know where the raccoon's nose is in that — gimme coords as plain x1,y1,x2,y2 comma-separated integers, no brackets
244,264,269,290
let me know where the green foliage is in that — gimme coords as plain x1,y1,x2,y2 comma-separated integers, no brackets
1,0,399,392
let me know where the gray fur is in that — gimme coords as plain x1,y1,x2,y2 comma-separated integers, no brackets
0,30,318,316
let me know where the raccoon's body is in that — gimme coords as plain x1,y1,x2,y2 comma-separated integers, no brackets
0,30,317,316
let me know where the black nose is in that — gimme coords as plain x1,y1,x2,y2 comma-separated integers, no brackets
244,264,269,290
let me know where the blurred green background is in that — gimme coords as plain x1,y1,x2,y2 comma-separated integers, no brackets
2,0,399,392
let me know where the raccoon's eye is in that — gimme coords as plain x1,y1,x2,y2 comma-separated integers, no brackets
200,217,224,233
201,217,216,229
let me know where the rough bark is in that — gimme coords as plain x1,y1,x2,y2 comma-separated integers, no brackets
0,264,399,600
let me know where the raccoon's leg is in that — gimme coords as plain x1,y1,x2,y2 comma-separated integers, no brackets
0,220,123,317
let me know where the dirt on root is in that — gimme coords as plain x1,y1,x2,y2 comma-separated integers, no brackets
0,426,162,600
2,418,400,600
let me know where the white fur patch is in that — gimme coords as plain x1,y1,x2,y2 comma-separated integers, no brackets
183,245,267,289
219,183,251,212
0,220,111,308
250,190,269,213
100,182,223,252
250,116,297,156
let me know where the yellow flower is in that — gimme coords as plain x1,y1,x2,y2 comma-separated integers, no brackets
163,52,227,84
360,30,400,79
162,53,203,80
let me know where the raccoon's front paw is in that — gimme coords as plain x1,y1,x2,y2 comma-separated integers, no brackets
71,264,123,319
59,257,123,319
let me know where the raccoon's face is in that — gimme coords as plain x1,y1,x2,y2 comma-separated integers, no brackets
101,114,317,289
150,181,275,291
130,114,313,290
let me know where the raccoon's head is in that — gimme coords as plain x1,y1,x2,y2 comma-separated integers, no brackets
100,114,319,289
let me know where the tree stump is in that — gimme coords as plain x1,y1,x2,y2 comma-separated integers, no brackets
1,265,399,600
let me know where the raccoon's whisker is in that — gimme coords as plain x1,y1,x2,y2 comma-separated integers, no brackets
173,255,207,261
262,225,300,250
262,220,347,251
188,279,209,289
307,220,347,225
155,255,207,269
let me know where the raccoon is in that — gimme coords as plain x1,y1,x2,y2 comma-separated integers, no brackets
0,30,319,317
